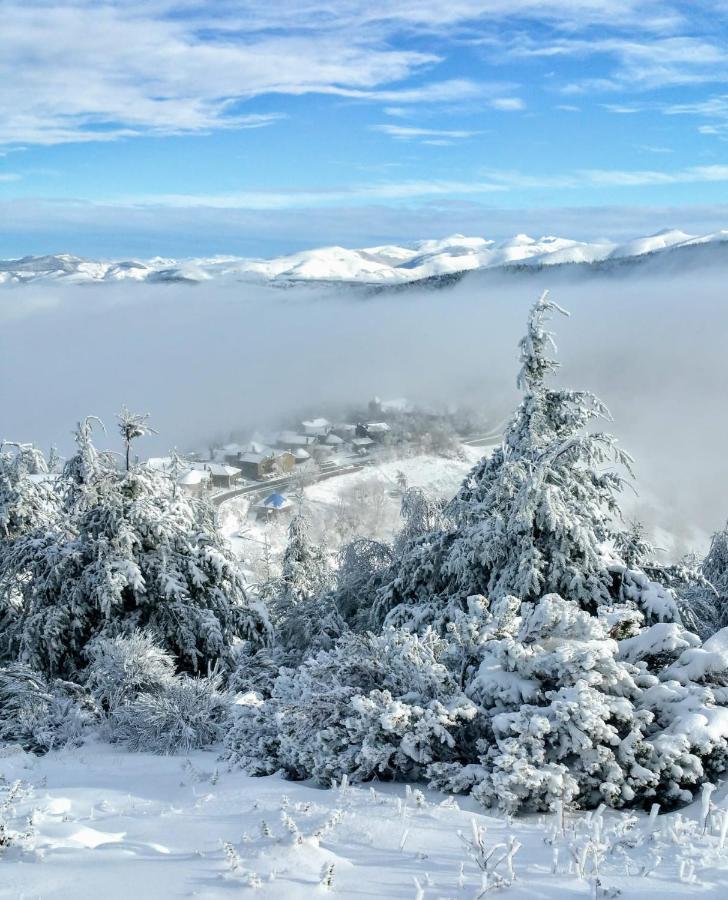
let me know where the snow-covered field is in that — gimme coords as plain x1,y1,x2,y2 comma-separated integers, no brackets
3,741,728,899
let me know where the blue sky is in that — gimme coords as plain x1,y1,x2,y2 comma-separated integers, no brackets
3,0,728,257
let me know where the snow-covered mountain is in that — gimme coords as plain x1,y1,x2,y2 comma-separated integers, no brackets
2,227,727,287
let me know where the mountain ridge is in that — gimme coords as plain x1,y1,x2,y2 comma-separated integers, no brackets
2,228,727,287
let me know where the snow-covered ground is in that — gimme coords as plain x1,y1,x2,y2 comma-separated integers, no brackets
2,228,727,286
218,449,482,579
3,741,728,898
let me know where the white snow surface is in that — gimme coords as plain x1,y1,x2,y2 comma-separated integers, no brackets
2,227,727,286
4,741,728,898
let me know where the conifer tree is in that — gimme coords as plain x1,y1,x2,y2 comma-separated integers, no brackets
376,292,639,630
1,415,269,676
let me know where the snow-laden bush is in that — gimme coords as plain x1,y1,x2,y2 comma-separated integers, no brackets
0,664,92,754
225,628,478,783
85,632,175,711
111,670,231,753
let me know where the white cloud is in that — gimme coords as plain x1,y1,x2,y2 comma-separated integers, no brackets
373,124,480,141
0,173,22,182
664,94,728,136
497,31,728,94
5,0,717,146
489,97,525,111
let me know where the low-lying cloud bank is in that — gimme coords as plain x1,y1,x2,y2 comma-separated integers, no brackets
1,260,726,557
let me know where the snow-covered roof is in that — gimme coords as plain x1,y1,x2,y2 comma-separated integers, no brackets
292,448,311,460
238,451,272,464
366,422,391,433
302,417,331,429
352,437,374,447
255,492,293,510
325,433,345,445
193,462,240,477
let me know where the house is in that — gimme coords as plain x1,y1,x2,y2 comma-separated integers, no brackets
192,462,241,489
177,468,211,497
236,449,295,481
325,433,345,448
254,492,293,519
224,441,268,468
365,422,391,440
292,447,311,463
351,436,374,454
301,417,332,438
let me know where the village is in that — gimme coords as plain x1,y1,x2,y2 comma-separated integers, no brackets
141,398,489,536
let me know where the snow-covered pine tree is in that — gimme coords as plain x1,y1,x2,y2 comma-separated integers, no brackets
0,443,61,663
118,406,156,472
267,511,340,656
280,511,332,605
703,522,728,612
375,292,649,631
677,521,728,638
0,442,59,541
1,414,269,677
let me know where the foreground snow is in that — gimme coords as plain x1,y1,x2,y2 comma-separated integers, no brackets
2,227,726,286
3,741,728,898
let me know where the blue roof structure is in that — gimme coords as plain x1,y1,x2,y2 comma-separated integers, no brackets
258,492,290,510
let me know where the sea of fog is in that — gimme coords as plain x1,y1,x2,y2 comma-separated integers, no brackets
1,261,727,558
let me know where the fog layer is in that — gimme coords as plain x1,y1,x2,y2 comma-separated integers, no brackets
2,263,726,556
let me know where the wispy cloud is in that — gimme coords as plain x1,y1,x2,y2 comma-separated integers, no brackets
0,174,21,182
373,124,480,142
93,163,728,211
485,164,728,189
664,94,728,136
5,0,715,146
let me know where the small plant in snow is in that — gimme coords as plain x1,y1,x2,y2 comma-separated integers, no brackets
281,811,303,845
458,818,521,894
319,862,335,890
0,780,34,856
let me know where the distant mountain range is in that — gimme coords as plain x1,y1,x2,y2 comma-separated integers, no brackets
2,228,728,287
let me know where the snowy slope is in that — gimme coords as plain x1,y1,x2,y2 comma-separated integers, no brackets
2,227,727,287
3,741,728,899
